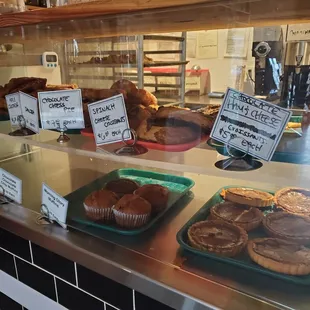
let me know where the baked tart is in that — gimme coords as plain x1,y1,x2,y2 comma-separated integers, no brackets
275,187,310,216
263,212,310,245
187,220,248,257
210,202,263,231
221,187,274,208
248,238,310,275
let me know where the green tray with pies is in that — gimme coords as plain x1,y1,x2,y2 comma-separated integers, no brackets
176,186,310,285
66,168,195,235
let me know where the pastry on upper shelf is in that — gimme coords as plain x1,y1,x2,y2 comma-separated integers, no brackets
113,194,151,228
83,189,118,222
187,220,248,257
263,212,310,244
134,184,169,213
105,178,140,198
154,106,217,133
274,187,310,216
221,187,274,208
136,119,198,145
210,202,263,231
247,238,310,275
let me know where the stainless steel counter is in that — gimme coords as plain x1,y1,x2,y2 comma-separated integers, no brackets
0,140,309,310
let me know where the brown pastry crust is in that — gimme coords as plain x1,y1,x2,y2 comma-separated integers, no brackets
155,106,215,132
247,238,310,275
114,194,151,215
133,89,158,107
136,119,198,145
188,220,248,257
105,179,140,198
275,187,310,216
110,79,138,95
45,84,78,90
134,184,169,213
263,212,310,244
84,189,118,209
126,104,152,130
81,88,126,103
210,202,263,231
9,77,47,94
221,188,274,208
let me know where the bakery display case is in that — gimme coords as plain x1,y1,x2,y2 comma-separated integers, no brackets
1,1,310,310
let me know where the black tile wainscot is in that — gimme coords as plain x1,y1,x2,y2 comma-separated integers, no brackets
0,228,177,310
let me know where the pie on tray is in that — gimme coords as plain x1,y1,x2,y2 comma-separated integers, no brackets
210,202,263,231
275,187,310,216
263,212,310,244
221,187,274,208
187,220,248,257
247,238,310,275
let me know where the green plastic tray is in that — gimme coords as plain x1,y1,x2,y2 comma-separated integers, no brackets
176,186,310,285
66,168,195,235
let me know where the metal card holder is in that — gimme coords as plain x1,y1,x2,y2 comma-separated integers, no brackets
56,121,70,143
0,185,13,205
215,136,262,171
9,115,35,136
114,128,148,156
36,204,67,229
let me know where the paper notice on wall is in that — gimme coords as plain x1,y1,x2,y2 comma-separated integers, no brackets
210,88,291,161
224,28,249,58
196,31,218,59
287,23,310,41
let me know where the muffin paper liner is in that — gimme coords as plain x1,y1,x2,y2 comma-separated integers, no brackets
83,203,114,221
112,208,150,228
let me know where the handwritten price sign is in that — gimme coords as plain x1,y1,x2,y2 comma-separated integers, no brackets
210,88,291,161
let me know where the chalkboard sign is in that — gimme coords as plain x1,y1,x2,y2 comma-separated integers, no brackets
88,94,130,146
210,88,292,161
5,92,22,127
38,89,85,130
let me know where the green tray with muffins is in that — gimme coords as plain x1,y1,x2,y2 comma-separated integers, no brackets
66,168,195,235
176,186,310,286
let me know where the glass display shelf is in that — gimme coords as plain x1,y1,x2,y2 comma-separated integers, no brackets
0,121,309,188
1,140,310,310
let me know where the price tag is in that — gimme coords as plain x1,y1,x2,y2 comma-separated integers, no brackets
88,94,130,146
41,183,68,229
0,168,22,204
5,92,22,127
20,92,40,133
210,88,292,161
38,89,85,130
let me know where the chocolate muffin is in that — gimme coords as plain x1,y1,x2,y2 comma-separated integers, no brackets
113,194,151,228
134,184,169,213
105,178,139,198
84,189,118,221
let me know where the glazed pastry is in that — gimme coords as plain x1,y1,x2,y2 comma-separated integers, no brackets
126,104,152,130
263,212,310,244
105,179,140,198
110,79,138,95
247,238,310,275
81,88,126,103
83,189,118,221
210,202,263,231
136,119,198,145
133,89,158,107
134,184,169,213
113,194,151,228
187,220,248,257
274,187,310,216
221,187,274,208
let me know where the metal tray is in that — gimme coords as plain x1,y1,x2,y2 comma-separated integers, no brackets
66,168,195,235
176,186,310,285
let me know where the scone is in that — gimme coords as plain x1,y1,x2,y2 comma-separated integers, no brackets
134,184,169,213
113,194,151,228
84,189,118,221
248,238,310,275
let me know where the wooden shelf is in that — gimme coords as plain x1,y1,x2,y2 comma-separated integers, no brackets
0,0,310,43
